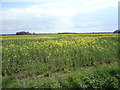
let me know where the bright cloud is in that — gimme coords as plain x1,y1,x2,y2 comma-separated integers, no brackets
1,0,119,34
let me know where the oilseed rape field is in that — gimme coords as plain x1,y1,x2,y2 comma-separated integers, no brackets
1,33,120,88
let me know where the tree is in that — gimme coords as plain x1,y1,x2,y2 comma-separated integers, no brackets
113,29,120,33
33,32,36,35
16,31,31,35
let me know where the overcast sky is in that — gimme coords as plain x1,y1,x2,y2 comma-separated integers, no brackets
1,0,119,34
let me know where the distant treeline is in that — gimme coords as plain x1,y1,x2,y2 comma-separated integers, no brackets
16,31,31,35
15,31,115,35
1,30,120,35
57,32,113,34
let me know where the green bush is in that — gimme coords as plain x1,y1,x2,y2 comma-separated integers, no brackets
78,68,120,88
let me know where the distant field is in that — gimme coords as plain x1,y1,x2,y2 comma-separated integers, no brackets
1,33,119,88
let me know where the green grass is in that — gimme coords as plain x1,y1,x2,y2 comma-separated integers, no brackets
2,62,119,88
2,34,119,88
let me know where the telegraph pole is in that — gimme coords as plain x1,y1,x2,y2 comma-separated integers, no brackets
118,1,120,30
118,1,120,69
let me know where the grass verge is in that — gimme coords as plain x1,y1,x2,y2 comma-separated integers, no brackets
2,62,119,88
